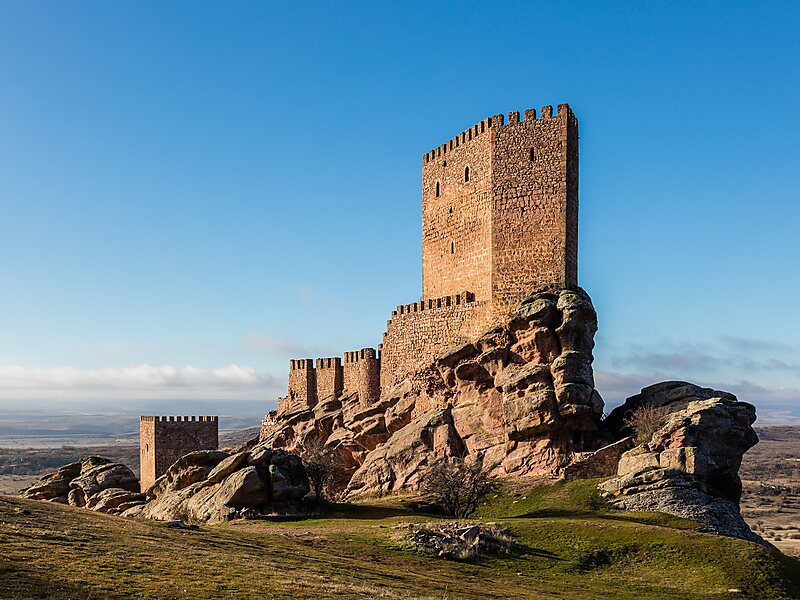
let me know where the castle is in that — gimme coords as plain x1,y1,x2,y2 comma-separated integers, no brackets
139,416,219,490
280,103,578,411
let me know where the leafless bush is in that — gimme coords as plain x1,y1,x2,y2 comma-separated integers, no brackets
624,404,670,444
300,439,348,503
419,456,497,518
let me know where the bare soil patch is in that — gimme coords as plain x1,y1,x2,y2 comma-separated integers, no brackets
741,426,800,556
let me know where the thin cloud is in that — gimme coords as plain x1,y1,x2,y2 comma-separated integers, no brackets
611,348,721,372
0,364,284,401
610,341,800,375
717,335,795,354
240,332,338,359
594,368,800,424
240,333,308,357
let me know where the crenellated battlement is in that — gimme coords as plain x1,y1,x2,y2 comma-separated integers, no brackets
140,415,218,423
316,357,341,369
284,347,381,410
422,104,573,164
139,415,218,490
290,359,314,370
344,347,379,363
391,291,475,319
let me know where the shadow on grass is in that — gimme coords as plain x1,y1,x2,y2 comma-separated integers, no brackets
0,563,122,600
250,502,419,523
511,507,697,529
511,543,562,560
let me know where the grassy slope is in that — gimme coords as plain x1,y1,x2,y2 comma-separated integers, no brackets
1,480,798,600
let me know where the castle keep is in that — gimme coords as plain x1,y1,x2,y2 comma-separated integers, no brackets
281,103,578,409
139,416,218,490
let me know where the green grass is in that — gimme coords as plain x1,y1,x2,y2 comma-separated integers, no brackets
0,480,798,599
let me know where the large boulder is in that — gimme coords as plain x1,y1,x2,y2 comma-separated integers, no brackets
20,460,82,503
347,408,464,496
85,488,146,514
124,446,308,524
21,457,139,513
598,382,768,546
603,382,757,502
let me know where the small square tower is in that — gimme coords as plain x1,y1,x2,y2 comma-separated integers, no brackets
139,416,219,490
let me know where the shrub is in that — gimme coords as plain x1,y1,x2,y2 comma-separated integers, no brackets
624,404,670,444
419,456,497,518
300,439,348,503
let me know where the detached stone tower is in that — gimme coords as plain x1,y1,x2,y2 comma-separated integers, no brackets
139,416,219,490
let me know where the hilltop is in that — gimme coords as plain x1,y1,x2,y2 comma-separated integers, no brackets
1,479,799,599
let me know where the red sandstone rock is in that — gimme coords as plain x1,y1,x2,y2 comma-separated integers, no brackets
125,447,308,523
260,286,604,496
596,382,765,546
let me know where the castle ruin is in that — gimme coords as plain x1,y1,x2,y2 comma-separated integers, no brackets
281,103,578,410
139,416,219,490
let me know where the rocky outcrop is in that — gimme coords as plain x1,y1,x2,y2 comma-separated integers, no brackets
21,457,143,515
260,286,605,496
123,446,308,524
22,447,308,524
598,382,769,546
603,381,757,502
347,408,464,496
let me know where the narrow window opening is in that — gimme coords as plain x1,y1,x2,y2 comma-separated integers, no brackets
435,181,440,197
529,148,536,161
451,241,455,254
448,207,453,214
443,159,447,167
464,166,470,182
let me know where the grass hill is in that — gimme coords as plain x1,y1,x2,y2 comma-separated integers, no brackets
1,479,798,599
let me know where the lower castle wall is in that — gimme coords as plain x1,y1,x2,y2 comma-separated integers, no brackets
316,358,343,401
287,360,316,412
357,356,381,405
380,296,490,390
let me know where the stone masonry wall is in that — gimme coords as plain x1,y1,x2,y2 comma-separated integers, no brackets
139,416,218,490
139,419,156,491
422,119,494,304
287,359,316,412
490,105,578,320
344,348,381,405
380,293,489,390
316,357,343,401
419,104,578,324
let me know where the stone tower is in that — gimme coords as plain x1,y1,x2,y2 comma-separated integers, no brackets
139,416,219,490
421,104,578,323
278,102,579,398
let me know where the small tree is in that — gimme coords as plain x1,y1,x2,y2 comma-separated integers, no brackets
419,455,496,518
624,404,670,444
301,439,348,503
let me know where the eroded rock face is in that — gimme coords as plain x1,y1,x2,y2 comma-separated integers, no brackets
598,382,768,546
260,286,605,496
603,381,757,502
123,447,308,524
347,409,464,496
21,457,142,515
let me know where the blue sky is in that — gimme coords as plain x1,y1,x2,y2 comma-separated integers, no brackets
0,1,798,422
